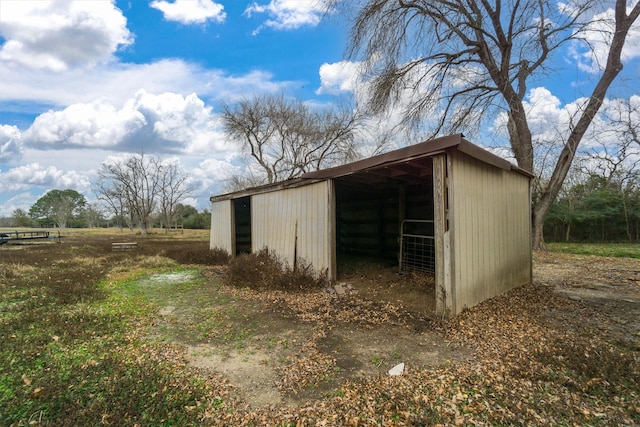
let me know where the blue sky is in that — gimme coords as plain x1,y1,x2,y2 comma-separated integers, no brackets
0,0,639,218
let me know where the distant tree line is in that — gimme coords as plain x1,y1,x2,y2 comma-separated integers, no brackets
545,140,640,242
1,153,210,231
1,197,210,231
546,175,640,242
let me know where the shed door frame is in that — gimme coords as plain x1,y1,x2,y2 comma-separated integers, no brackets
434,153,454,317
232,196,252,256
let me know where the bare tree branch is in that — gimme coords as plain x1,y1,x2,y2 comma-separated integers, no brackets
222,94,360,186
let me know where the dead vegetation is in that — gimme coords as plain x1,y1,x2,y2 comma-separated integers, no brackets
227,248,328,292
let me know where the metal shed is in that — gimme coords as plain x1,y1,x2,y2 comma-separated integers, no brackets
210,134,532,317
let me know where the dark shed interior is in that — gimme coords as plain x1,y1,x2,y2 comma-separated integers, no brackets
233,196,251,255
334,157,435,274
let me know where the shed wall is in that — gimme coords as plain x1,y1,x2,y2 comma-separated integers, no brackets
209,199,234,254
449,151,531,314
251,180,334,278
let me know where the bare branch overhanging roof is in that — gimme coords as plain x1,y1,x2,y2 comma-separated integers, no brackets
210,134,531,202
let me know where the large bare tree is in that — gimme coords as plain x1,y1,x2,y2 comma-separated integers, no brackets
97,153,193,235
158,160,195,231
222,94,360,185
98,153,160,235
335,0,640,249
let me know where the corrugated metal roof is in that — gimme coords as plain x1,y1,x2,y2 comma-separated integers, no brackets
210,134,531,202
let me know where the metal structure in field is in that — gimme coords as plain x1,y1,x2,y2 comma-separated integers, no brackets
210,134,533,317
0,230,62,245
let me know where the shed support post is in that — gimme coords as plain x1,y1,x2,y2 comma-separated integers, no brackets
328,179,337,281
398,186,405,267
434,154,453,318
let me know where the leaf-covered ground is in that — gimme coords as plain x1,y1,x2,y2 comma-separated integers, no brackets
198,252,639,426
148,248,640,425
1,233,638,426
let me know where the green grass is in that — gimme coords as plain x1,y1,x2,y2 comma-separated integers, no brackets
0,257,225,426
546,242,640,258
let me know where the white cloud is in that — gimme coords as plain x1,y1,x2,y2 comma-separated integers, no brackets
0,125,23,163
317,58,479,143
593,94,640,147
0,192,38,216
21,90,234,157
23,100,144,149
0,59,290,108
493,87,583,145
315,59,437,152
600,94,640,126
569,6,640,74
0,0,132,71
491,87,640,178
189,157,242,194
150,0,226,24
525,87,570,132
245,0,327,33
316,61,361,95
0,163,90,193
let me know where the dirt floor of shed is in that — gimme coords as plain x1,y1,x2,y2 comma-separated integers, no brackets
336,257,437,318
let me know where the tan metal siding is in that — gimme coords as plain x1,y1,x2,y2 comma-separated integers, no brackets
449,151,531,314
251,181,333,278
209,200,233,254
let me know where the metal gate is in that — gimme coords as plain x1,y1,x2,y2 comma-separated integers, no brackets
399,220,435,275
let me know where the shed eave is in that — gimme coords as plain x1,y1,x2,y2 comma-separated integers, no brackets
456,140,533,178
301,133,532,181
209,177,329,202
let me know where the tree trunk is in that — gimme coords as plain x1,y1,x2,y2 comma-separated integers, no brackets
621,193,632,242
140,217,149,235
532,204,548,251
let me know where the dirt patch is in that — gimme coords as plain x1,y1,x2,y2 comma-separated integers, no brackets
533,251,640,351
142,266,467,408
534,251,640,302
187,344,281,408
318,327,467,376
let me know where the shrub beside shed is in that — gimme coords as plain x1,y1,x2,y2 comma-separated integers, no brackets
210,134,532,317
